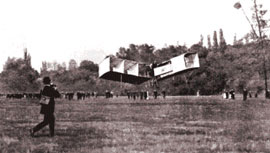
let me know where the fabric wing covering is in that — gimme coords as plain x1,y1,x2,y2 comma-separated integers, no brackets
154,53,200,80
98,53,200,84
99,56,151,84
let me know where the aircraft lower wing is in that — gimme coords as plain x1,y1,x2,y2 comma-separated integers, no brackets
98,53,200,84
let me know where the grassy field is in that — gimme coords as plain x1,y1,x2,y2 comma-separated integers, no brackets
1,95,270,153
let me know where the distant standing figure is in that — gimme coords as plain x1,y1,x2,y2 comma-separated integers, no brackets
230,89,235,100
225,91,229,99
30,76,60,137
140,91,144,100
223,90,228,99
196,90,200,97
144,91,148,100
105,90,109,98
248,92,252,98
243,88,248,101
266,90,270,98
127,92,130,99
133,92,136,100
94,91,98,98
153,90,158,99
162,90,166,99
223,92,226,99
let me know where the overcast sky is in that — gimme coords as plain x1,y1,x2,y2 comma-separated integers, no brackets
0,0,269,71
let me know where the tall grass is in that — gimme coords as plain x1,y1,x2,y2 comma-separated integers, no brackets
1,96,270,152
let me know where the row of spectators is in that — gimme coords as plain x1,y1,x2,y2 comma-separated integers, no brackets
62,91,98,100
0,90,167,100
127,91,149,100
223,89,258,100
126,90,166,100
3,93,41,99
0,91,99,100
222,89,235,100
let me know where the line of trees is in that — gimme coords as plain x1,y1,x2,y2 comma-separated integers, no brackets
0,26,269,96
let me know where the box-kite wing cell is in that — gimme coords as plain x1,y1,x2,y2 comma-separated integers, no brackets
98,56,151,84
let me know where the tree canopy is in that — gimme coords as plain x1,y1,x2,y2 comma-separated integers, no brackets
1,35,270,95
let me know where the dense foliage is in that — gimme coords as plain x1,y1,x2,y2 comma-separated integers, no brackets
0,57,39,93
0,37,269,96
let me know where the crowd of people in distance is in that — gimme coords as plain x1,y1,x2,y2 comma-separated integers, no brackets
126,90,166,100
0,89,168,100
2,93,41,99
62,91,98,100
222,89,235,100
0,91,99,100
3,88,263,102
242,88,258,101
222,88,259,101
0,89,170,101
105,90,114,98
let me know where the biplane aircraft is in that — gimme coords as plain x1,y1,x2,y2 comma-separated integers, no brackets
99,52,200,84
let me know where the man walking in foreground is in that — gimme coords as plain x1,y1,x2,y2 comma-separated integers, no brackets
30,76,60,137
243,88,248,101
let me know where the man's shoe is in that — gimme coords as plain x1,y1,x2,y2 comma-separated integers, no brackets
29,129,35,137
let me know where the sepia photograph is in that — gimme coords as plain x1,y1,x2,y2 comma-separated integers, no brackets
1,0,270,152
